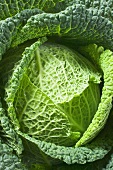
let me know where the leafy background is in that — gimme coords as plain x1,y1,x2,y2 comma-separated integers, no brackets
1,0,113,170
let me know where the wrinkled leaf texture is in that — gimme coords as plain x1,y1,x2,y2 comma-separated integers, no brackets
1,0,113,170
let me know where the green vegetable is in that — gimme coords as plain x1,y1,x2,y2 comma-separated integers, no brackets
12,43,101,146
1,0,113,169
0,138,26,170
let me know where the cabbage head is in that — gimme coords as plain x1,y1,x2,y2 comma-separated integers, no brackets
13,43,101,146
1,1,113,169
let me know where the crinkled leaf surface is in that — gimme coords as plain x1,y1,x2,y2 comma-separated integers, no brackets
18,110,113,165
15,74,77,146
2,38,113,167
13,43,101,146
1,0,113,168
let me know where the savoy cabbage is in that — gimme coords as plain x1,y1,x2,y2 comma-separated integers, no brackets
1,0,113,170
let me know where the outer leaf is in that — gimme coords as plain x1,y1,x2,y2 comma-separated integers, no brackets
1,0,113,20
0,8,43,59
0,104,23,155
76,50,113,146
0,137,26,170
0,0,65,20
1,2,113,60
5,37,47,130
11,4,113,50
